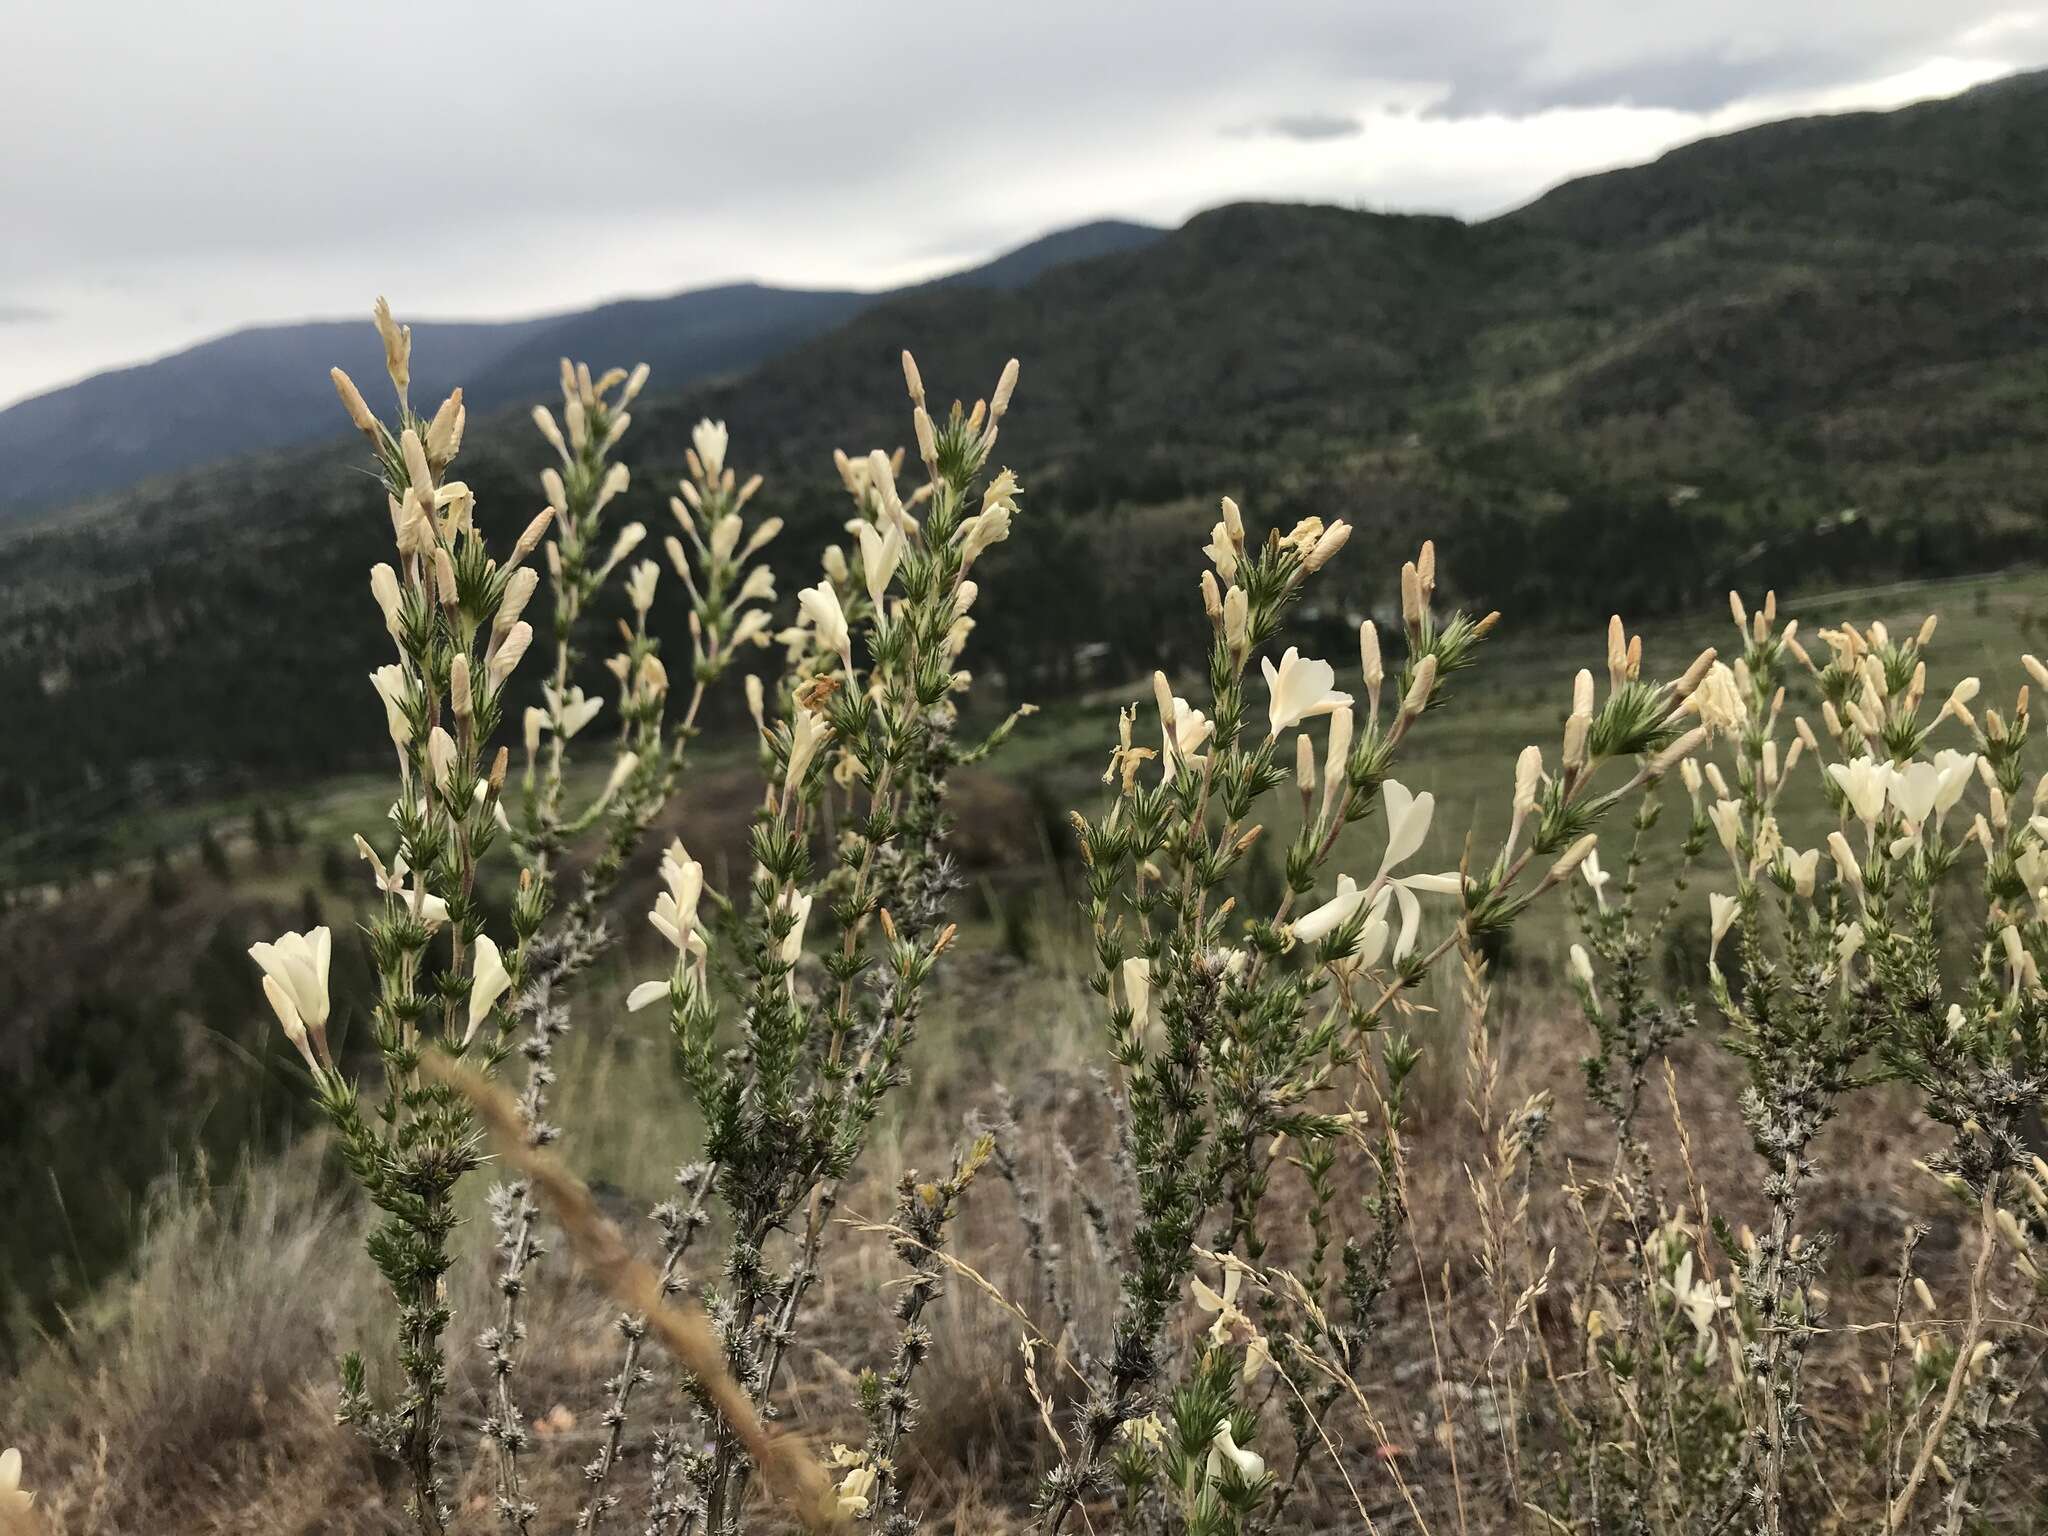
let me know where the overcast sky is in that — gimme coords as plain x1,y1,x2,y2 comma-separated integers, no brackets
3,2,2044,406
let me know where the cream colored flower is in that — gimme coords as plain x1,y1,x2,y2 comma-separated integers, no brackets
834,1463,877,1518
1580,847,1610,911
778,889,815,967
691,418,729,482
798,581,851,661
624,559,660,616
1708,892,1738,969
856,519,904,610
1665,1251,1732,1360
353,836,448,927
1376,779,1435,880
1207,1422,1266,1484
650,845,706,956
1686,661,1746,738
463,935,512,1044
1707,799,1743,858
1783,846,1819,898
1293,874,1373,946
544,684,605,740
1156,687,1214,784
370,665,412,749
784,707,832,798
1262,647,1352,738
1121,956,1151,1032
1931,749,1978,822
1204,521,1238,582
1889,760,1940,828
1828,756,1892,828
1,1446,33,1517
249,927,331,1034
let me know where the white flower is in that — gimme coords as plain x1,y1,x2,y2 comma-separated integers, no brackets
784,707,833,797
1782,847,1818,897
594,752,641,810
1,1446,33,1516
488,620,534,687
624,559,660,615
1580,847,1610,911
248,927,331,1033
856,519,904,611
834,1463,877,1518
1707,799,1743,857
1376,779,1435,880
691,418,728,481
1709,892,1738,968
1262,647,1352,738
1157,688,1214,784
1665,1251,1732,1359
1835,920,1866,971
465,934,512,1044
545,684,605,739
1889,760,1940,828
370,665,412,749
956,502,1013,565
1293,874,1372,946
1192,1262,1246,1343
1204,521,1238,582
626,979,670,1013
1569,943,1597,992
353,835,448,927
1827,830,1864,891
650,845,706,956
1206,1422,1266,1485
798,581,851,661
1829,756,1893,828
778,889,814,967
427,726,460,798
369,562,404,642
1932,749,1978,822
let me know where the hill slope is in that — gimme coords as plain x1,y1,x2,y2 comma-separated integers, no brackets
0,219,1162,518
3,76,2046,864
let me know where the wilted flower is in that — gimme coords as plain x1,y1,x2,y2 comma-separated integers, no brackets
1686,661,1746,739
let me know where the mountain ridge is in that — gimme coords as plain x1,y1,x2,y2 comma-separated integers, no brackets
0,219,1163,519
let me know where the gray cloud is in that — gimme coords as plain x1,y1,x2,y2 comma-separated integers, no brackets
1225,112,1366,141
0,305,52,325
2,1,2044,403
